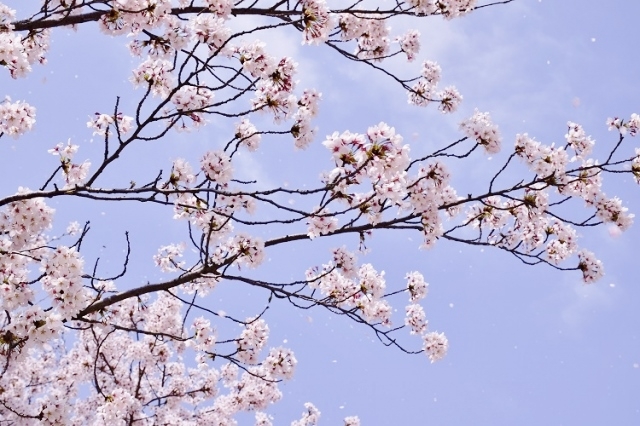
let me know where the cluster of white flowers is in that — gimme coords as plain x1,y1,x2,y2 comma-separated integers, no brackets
408,0,476,18
40,246,89,318
301,0,332,45
408,161,461,247
306,257,392,325
191,316,216,350
0,97,36,137
293,89,322,149
402,272,446,361
291,402,321,426
408,60,462,112
460,109,502,153
154,242,186,272
565,121,594,159
397,29,421,61
606,113,640,137
99,0,172,35
130,58,175,98
49,139,91,187
205,0,234,19
169,158,196,187
0,190,53,310
264,347,297,380
191,14,232,54
0,29,32,78
87,112,133,136
545,220,578,265
236,318,270,364
338,14,390,60
250,56,299,123
406,271,429,301
201,149,233,183
422,331,449,362
235,118,261,151
307,207,338,239
344,416,362,426
171,85,214,128
516,128,634,233
577,249,604,283
405,303,428,334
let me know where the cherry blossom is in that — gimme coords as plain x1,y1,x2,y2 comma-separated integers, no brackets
0,97,35,137
0,1,638,424
423,331,449,363
201,150,233,183
460,109,501,153
398,29,421,61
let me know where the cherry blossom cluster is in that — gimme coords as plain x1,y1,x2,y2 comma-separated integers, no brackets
153,242,186,272
338,14,391,60
0,97,36,138
408,0,476,18
0,289,304,424
422,331,449,362
0,5,50,79
306,250,445,359
236,317,269,363
2,1,639,424
408,60,462,112
171,85,215,128
397,29,421,62
201,149,233,183
99,0,172,35
577,249,604,283
515,129,634,232
307,207,338,239
565,121,594,159
235,118,261,151
49,139,91,187
306,252,392,325
291,402,322,426
0,190,55,343
40,245,89,319
205,0,234,19
402,272,448,361
607,113,640,137
293,89,322,149
191,14,232,55
461,120,637,281
0,187,53,252
301,0,332,45
460,109,502,154
407,161,461,248
250,55,299,123
320,122,463,250
465,190,583,265
128,16,191,58
208,233,265,268
321,122,412,220
86,112,133,136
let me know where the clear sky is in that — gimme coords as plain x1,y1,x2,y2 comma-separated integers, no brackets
1,0,639,424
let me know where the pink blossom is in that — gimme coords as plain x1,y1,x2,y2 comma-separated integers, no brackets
0,97,36,137
398,30,421,62
423,331,449,362
459,109,501,153
201,150,233,183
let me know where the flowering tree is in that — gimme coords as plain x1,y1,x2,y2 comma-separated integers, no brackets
0,0,639,424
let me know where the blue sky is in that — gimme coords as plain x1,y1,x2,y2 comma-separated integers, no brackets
2,0,639,424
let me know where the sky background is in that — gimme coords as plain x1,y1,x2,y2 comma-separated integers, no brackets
2,0,640,424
